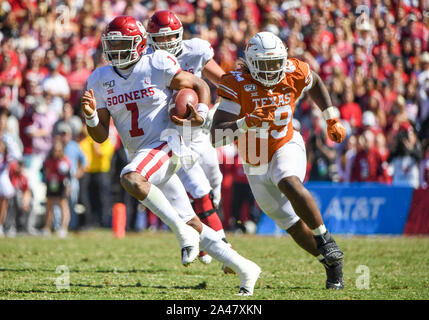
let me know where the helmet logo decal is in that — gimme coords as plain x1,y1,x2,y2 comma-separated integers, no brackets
136,21,146,35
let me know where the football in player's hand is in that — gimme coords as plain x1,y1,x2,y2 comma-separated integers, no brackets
169,88,198,119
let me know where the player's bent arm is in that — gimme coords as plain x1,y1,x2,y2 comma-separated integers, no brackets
210,97,276,146
307,70,346,143
211,109,239,132
202,59,226,87
86,108,110,143
211,100,240,147
169,70,210,105
81,88,110,143
307,71,333,112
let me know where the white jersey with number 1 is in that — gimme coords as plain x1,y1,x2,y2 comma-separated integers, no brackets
86,48,181,159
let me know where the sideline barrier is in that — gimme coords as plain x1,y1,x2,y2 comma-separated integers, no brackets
256,183,429,235
404,188,429,235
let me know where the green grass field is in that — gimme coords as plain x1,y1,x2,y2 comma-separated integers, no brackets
1,230,428,300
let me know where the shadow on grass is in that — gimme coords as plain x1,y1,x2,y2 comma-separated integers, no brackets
261,284,314,291
0,288,62,294
68,281,207,290
0,281,207,296
0,267,170,274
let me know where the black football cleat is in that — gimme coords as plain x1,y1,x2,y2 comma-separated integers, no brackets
314,231,344,266
315,231,344,290
321,259,344,290
236,287,251,296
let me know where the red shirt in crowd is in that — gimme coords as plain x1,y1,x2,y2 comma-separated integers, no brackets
0,63,22,84
335,40,353,59
242,0,262,27
318,30,334,45
168,0,195,21
350,147,385,182
0,50,20,69
19,107,35,155
340,101,362,129
9,161,29,192
23,67,49,88
43,155,71,184
320,57,348,81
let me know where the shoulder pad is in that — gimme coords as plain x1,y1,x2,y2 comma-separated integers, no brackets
152,50,180,70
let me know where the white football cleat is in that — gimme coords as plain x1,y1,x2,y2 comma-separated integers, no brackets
176,224,200,266
234,260,261,296
199,252,213,264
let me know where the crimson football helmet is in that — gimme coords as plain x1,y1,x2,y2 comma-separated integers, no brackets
101,16,147,68
147,10,183,56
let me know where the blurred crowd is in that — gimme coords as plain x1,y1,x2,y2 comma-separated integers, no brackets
0,0,428,237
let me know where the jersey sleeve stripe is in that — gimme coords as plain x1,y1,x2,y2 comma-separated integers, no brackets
304,63,312,84
218,84,238,99
302,63,313,92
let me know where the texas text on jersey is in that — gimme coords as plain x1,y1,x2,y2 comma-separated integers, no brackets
217,58,312,165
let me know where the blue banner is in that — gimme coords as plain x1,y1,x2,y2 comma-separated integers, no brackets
256,183,414,235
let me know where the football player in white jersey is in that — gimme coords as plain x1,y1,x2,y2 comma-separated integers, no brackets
147,10,228,266
81,16,260,295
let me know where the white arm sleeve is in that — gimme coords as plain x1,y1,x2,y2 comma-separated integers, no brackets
217,97,242,116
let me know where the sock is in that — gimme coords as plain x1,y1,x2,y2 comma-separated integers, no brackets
311,224,327,236
217,229,227,241
199,224,246,273
140,184,188,234
194,194,224,232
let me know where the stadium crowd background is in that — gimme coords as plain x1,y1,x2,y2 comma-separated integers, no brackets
0,0,428,236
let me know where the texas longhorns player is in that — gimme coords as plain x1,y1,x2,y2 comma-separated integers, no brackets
212,32,346,290
147,10,227,265
81,16,261,296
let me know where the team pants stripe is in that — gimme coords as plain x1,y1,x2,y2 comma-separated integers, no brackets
135,142,167,174
145,150,173,181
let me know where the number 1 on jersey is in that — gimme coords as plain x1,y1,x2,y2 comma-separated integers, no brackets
126,103,144,137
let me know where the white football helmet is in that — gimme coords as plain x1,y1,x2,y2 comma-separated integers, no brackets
245,32,288,87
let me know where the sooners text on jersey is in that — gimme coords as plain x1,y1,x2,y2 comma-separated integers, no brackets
86,49,181,159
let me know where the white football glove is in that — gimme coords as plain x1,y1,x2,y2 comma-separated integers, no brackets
202,102,219,134
212,184,222,208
